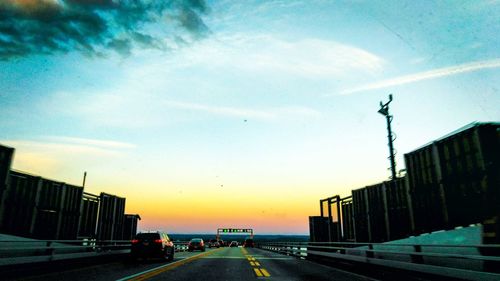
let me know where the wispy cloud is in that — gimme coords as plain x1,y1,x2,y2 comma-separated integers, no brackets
3,140,120,157
42,89,322,129
341,58,500,95
44,136,136,149
170,34,385,78
3,136,135,157
163,100,273,119
37,34,370,129
163,100,321,120
1,136,135,175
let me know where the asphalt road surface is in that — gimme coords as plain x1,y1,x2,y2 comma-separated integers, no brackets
12,247,377,281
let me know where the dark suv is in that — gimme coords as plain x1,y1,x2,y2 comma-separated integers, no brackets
188,238,205,251
131,232,175,261
243,238,255,248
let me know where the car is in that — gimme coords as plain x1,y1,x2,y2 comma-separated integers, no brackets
229,241,239,247
208,239,220,248
131,232,174,261
208,239,216,247
243,238,255,248
188,238,205,251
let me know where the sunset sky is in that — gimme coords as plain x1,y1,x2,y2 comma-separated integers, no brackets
1,0,499,234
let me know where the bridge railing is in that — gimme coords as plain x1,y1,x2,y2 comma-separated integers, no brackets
174,241,190,252
257,241,500,281
0,239,191,266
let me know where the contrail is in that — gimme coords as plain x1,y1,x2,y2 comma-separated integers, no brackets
341,58,500,95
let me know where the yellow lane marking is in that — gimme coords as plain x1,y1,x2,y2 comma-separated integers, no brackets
242,248,270,278
254,268,263,277
121,249,223,281
260,268,271,277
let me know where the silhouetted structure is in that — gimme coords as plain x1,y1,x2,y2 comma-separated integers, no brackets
0,144,140,241
97,193,126,240
310,122,500,243
123,214,141,240
79,192,99,239
378,94,398,179
0,145,14,229
308,216,329,242
0,170,83,240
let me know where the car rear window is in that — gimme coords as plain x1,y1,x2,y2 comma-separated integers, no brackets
136,233,161,240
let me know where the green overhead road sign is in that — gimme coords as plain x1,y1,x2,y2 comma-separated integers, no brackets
217,228,254,237
219,228,251,233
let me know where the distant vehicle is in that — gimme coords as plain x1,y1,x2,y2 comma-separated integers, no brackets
229,241,239,247
131,232,174,261
243,238,255,248
208,239,220,248
218,240,226,247
188,238,205,251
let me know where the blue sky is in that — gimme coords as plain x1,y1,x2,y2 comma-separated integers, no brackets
1,0,499,233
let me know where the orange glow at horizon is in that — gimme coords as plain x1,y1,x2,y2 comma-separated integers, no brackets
6,143,383,235
123,191,320,234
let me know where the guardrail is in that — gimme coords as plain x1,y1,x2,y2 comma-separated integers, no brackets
257,241,500,281
0,239,191,267
174,241,190,252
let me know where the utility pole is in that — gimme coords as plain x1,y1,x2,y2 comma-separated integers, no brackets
377,94,397,180
82,171,87,188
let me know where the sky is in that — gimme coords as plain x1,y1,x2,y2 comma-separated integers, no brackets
1,0,499,234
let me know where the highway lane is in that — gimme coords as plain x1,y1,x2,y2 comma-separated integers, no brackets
8,249,220,281
8,247,377,281
122,247,376,281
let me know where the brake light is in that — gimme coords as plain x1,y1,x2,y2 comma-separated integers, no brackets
154,239,163,243
131,239,139,244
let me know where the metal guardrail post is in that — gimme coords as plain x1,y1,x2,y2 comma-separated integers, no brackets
45,241,54,257
410,245,424,264
366,244,374,258
340,243,346,255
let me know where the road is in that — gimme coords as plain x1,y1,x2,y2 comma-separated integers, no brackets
13,247,376,281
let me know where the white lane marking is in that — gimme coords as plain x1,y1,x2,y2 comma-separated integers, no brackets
115,251,211,281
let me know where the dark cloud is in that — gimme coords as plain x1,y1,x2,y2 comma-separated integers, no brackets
0,0,209,60
177,7,209,35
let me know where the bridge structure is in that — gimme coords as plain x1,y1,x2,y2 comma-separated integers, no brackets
0,121,499,280
1,233,500,281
